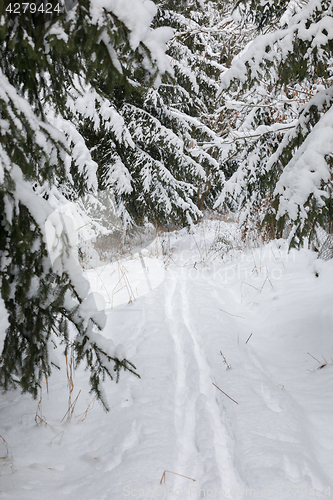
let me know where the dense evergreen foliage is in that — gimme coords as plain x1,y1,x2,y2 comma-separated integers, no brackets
216,0,333,247
0,0,163,407
77,0,235,227
1,0,332,404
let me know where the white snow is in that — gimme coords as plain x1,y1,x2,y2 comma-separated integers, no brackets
218,1,333,92
89,0,172,78
0,219,332,499
274,101,333,222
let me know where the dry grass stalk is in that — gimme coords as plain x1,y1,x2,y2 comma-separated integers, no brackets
251,264,259,276
307,352,320,364
241,281,259,292
162,241,181,268
160,470,196,485
271,246,286,267
35,389,52,428
77,396,96,423
212,382,238,405
44,372,49,394
66,343,75,412
307,353,332,370
0,435,15,473
118,263,135,302
51,431,64,445
91,264,112,307
62,343,81,422
260,276,273,292
112,263,136,307
220,308,245,319
220,351,231,370
0,435,9,460
62,390,81,423
241,281,259,303
245,333,253,344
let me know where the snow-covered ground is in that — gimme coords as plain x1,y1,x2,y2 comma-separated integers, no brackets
1,219,333,500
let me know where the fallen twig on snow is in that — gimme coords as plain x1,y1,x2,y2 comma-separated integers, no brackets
212,383,238,405
307,352,320,364
220,351,231,370
160,470,196,485
245,333,253,344
220,309,245,319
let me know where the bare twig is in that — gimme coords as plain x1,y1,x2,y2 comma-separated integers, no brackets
307,352,321,364
51,432,64,445
61,390,81,423
77,396,96,423
160,470,196,485
65,343,75,420
260,276,273,292
90,265,112,306
0,435,8,460
245,333,253,344
35,389,52,428
220,309,245,319
241,281,259,291
276,246,286,267
220,351,231,370
241,281,259,303
212,383,238,405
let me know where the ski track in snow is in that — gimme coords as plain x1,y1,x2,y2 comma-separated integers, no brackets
0,221,333,500
164,268,240,497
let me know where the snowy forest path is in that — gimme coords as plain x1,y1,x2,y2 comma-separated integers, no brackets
2,227,333,500
164,267,241,497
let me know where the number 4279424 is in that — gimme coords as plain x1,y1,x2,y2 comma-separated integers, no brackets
6,3,62,14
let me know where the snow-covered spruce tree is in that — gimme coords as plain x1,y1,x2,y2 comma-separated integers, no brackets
150,0,232,215
215,0,333,247
75,0,249,228
0,0,168,407
153,0,255,216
